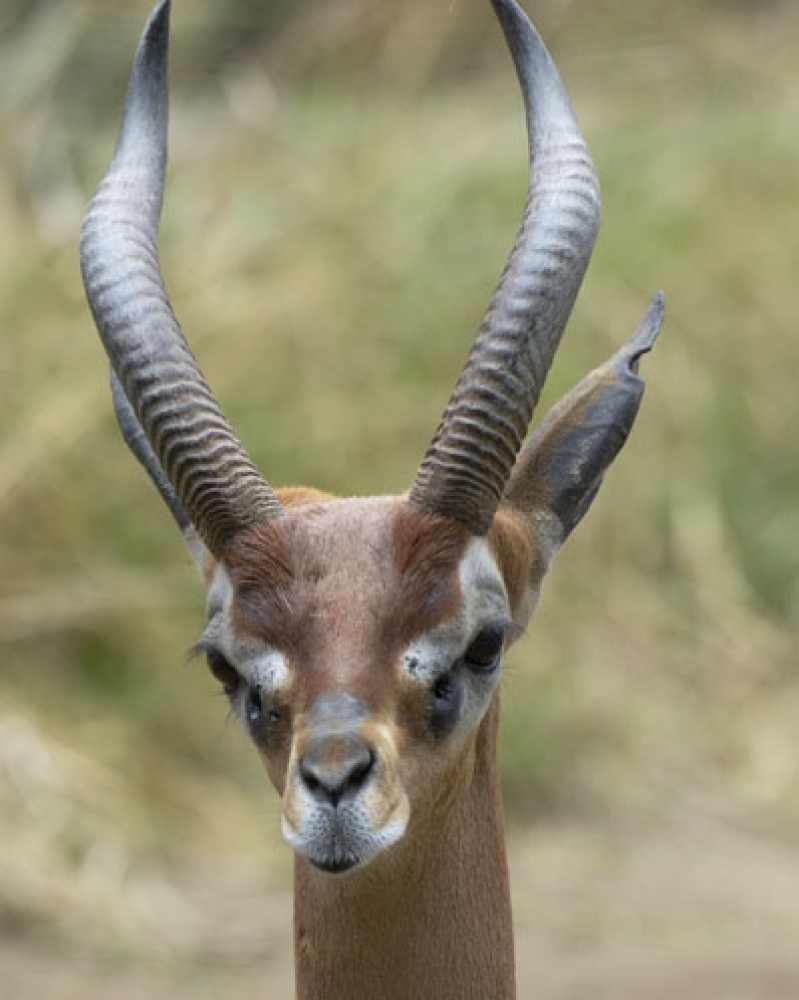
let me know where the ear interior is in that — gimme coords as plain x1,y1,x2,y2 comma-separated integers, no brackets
504,293,664,547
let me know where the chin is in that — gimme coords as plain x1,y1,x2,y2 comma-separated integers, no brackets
283,812,408,877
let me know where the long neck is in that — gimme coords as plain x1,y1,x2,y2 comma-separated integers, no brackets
292,697,515,1000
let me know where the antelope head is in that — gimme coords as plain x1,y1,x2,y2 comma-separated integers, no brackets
81,0,663,876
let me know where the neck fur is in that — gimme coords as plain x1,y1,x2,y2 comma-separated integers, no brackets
292,697,515,1000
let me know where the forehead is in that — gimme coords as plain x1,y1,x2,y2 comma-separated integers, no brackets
219,498,477,693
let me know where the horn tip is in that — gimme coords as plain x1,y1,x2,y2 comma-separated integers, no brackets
134,0,172,74
490,0,541,54
146,0,172,36
109,0,172,174
135,0,172,85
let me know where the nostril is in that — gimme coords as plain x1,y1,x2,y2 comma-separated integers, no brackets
347,749,376,793
299,739,376,807
299,766,321,795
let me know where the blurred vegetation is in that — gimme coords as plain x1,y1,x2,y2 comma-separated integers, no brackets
1,0,798,991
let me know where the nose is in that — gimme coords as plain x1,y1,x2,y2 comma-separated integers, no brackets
299,734,376,807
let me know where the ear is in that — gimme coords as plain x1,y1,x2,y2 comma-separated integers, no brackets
110,370,208,574
503,293,664,557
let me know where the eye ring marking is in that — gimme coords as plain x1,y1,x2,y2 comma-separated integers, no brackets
428,627,504,738
203,647,282,721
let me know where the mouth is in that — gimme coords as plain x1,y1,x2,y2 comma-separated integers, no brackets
282,811,368,875
282,785,410,875
308,855,360,875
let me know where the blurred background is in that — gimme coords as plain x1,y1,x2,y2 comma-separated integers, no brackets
1,0,797,997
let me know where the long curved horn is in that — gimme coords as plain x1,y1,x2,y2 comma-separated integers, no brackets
110,370,191,535
80,0,282,557
408,0,601,535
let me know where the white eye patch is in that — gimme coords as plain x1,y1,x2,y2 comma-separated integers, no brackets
402,537,511,686
203,564,290,694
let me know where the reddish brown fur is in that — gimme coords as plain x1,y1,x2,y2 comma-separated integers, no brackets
216,495,533,1000
388,505,473,648
293,696,515,1000
276,486,337,508
222,499,471,710
487,506,535,615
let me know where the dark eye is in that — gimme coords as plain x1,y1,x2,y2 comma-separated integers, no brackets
463,624,505,671
206,649,241,695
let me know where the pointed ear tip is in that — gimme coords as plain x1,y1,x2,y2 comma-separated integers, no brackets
624,290,666,367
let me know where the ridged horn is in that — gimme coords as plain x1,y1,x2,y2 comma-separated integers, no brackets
80,0,282,557
110,369,191,535
407,0,601,535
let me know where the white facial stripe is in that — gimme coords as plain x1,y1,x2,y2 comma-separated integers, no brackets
206,561,233,620
249,648,290,692
203,564,290,693
402,537,510,687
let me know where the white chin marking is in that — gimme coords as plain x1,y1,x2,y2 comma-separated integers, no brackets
282,800,408,872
